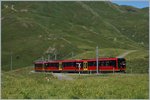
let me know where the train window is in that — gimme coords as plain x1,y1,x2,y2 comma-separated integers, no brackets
98,61,100,66
35,64,43,67
72,62,76,66
118,58,126,68
105,61,110,66
81,63,83,67
48,63,52,67
50,63,59,67
56,63,59,67
50,63,52,66
42,63,59,67
100,61,104,66
110,60,116,67
69,62,72,66
44,63,49,67
62,62,76,67
99,61,116,67
93,62,96,66
88,61,96,66
100,61,109,66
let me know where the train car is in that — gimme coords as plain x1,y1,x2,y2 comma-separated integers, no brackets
45,60,60,72
34,61,47,72
61,60,77,72
117,58,126,72
86,58,117,72
34,57,126,73
86,58,126,72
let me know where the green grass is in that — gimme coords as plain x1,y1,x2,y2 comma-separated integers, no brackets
1,67,149,99
1,1,149,99
1,1,149,71
71,48,127,59
126,50,149,73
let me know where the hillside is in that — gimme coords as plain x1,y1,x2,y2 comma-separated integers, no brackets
1,1,149,71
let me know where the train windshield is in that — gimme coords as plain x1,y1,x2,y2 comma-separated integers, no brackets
35,64,43,67
118,58,126,68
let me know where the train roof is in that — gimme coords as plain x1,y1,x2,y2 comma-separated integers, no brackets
34,61,47,64
86,58,118,61
34,57,124,64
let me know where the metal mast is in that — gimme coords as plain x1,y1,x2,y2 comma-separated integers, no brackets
10,51,13,71
96,46,99,74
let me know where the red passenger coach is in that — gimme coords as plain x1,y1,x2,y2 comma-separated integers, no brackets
45,61,60,71
61,60,77,71
34,57,126,73
34,61,47,71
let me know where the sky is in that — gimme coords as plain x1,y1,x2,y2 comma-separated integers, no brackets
111,1,149,8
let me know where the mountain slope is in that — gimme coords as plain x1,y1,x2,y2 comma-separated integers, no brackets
1,1,149,71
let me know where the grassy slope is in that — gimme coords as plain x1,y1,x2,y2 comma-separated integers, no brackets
126,50,149,73
72,48,149,73
1,1,149,73
1,67,149,99
1,2,149,99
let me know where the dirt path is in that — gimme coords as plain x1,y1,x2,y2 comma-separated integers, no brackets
52,73,73,80
116,50,137,58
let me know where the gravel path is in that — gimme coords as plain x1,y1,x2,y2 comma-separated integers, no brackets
116,50,137,58
52,73,73,80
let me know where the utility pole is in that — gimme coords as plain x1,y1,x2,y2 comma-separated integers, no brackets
54,49,57,60
71,52,74,59
48,54,50,61
10,51,13,71
54,52,57,60
42,56,44,71
96,46,99,74
77,63,81,75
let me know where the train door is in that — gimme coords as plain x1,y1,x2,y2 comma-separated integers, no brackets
83,61,88,70
59,62,62,70
42,62,45,71
118,58,126,72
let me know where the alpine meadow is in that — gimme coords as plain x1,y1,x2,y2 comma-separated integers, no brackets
1,1,149,99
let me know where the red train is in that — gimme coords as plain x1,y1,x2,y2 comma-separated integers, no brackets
34,57,126,73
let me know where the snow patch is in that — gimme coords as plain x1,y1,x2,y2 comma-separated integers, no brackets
4,5,8,9
114,38,117,41
61,38,71,44
45,46,56,54
38,35,42,38
11,5,18,12
20,9,28,12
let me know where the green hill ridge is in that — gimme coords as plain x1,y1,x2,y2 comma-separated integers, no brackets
1,1,149,72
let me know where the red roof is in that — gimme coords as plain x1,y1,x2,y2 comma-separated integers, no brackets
34,57,119,64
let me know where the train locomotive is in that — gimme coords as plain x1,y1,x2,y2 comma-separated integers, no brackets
34,57,126,73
